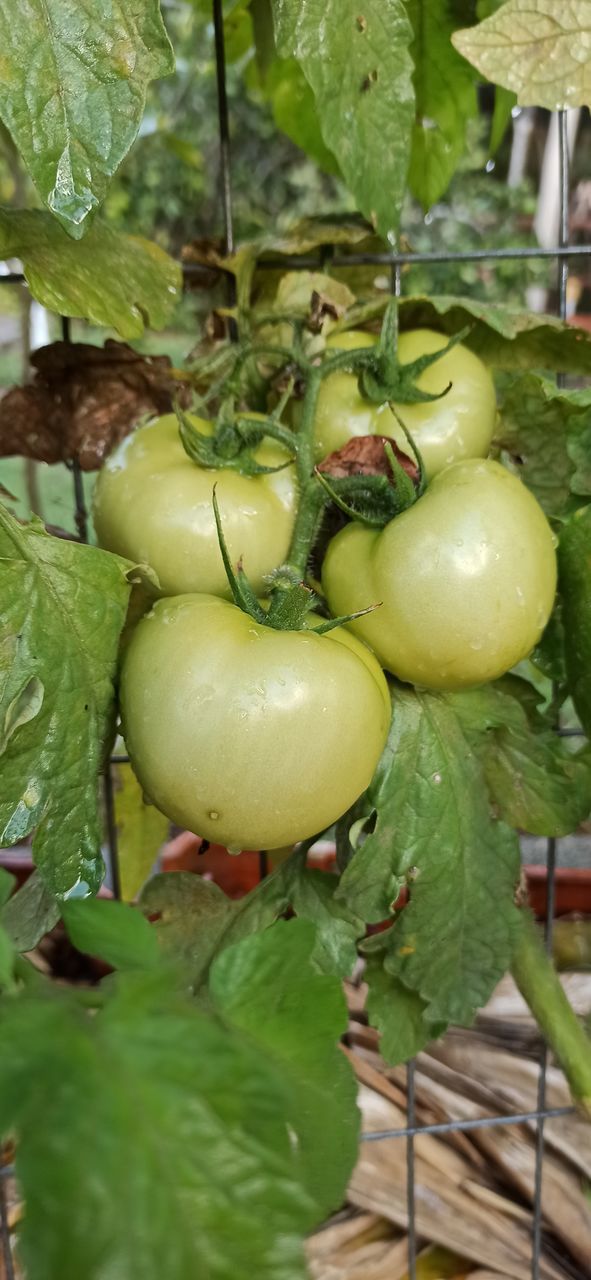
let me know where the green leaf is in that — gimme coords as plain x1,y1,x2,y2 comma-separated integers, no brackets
399,294,591,373
0,867,15,909
0,210,182,339
140,863,292,989
0,922,14,990
0,506,133,897
210,920,359,1214
406,0,478,209
141,873,243,988
450,677,591,835
63,898,161,971
114,765,170,903
0,0,174,236
264,58,341,174
288,867,363,978
494,373,591,516
272,0,415,242
0,872,60,953
364,935,447,1064
336,684,520,1025
453,1,591,111
142,853,364,987
559,505,591,737
0,973,316,1280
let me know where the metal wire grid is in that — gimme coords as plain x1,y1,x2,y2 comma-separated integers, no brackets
0,7,589,1280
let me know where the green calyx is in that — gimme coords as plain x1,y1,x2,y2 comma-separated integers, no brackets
315,435,422,529
176,399,297,477
358,298,471,407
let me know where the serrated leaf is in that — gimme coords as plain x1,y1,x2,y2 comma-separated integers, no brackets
140,862,292,989
559,504,591,737
494,373,591,515
399,295,591,372
0,210,182,338
0,506,133,897
114,765,169,903
0,872,60,952
271,0,415,242
364,936,447,1063
449,677,591,835
210,920,359,1215
406,0,478,209
0,973,316,1280
336,685,520,1025
63,898,161,971
141,872,243,988
288,868,363,977
453,1,591,112
0,0,174,236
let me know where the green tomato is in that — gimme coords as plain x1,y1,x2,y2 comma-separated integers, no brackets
312,328,497,478
120,594,391,849
93,413,296,597
322,459,557,690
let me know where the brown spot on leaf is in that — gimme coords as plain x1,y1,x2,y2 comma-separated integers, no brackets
307,289,343,333
361,69,378,91
356,14,367,31
0,340,192,471
317,434,419,483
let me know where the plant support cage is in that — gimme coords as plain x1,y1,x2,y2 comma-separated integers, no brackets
1,5,590,1279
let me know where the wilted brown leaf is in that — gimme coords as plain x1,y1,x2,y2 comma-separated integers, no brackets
317,434,418,483
0,340,192,470
181,236,226,291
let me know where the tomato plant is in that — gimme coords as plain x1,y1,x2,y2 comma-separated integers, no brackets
120,594,390,849
93,413,296,597
312,328,497,477
322,459,557,689
3,5,591,1280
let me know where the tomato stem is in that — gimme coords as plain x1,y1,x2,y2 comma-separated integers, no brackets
512,909,591,1117
284,367,326,577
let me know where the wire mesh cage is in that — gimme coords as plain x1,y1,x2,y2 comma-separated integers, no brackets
1,5,590,1279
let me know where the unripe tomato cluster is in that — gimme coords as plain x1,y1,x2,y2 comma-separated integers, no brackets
94,328,557,849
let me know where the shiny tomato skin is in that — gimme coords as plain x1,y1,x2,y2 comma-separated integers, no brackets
312,328,497,478
92,413,296,597
120,594,391,850
322,459,557,690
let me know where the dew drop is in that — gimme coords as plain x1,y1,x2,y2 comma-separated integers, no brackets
431,772,442,785
208,810,220,821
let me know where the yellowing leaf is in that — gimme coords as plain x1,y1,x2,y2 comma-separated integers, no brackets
114,765,169,903
453,0,591,111
0,210,182,339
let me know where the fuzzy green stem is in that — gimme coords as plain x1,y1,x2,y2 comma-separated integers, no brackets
512,910,591,1117
284,367,325,577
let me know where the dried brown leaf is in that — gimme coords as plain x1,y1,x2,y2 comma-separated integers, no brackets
0,340,191,470
317,434,418,483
